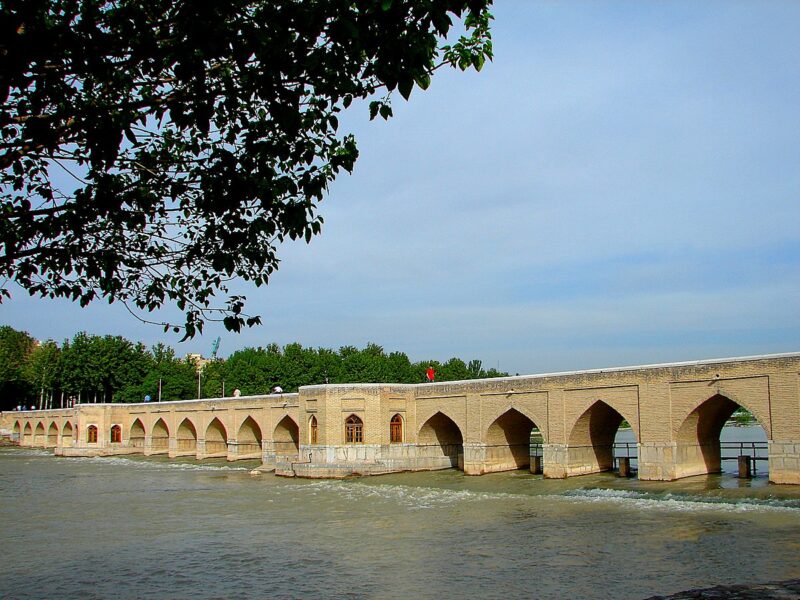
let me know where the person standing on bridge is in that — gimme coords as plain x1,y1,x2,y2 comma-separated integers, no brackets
426,365,435,383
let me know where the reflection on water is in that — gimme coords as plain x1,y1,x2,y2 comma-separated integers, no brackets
1,427,799,600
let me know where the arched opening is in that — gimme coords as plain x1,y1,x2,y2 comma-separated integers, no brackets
151,418,169,451
22,422,32,445
237,417,262,458
47,422,59,447
309,415,318,445
87,425,98,444
34,422,46,446
674,393,768,478
130,419,145,450
62,422,74,446
390,414,403,443
110,424,122,444
418,412,464,469
568,401,632,475
205,418,228,456
13,421,21,441
274,415,299,456
345,414,363,443
485,408,536,472
176,419,197,454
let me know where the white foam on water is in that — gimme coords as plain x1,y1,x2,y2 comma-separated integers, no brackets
558,488,800,513
65,454,250,472
286,479,522,509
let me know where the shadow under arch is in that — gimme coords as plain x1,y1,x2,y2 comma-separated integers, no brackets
13,421,21,441
237,416,263,458
674,393,768,478
130,419,145,451
418,412,464,470
22,422,32,445
484,408,538,472
567,400,636,475
205,417,228,457
176,418,197,454
274,415,299,457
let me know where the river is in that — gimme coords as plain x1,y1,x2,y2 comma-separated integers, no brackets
1,426,799,599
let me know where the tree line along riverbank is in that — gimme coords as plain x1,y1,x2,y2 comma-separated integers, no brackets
0,325,508,411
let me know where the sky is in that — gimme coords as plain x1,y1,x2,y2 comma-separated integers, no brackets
3,1,800,376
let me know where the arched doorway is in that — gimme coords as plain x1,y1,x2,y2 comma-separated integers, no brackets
47,422,59,447
177,419,197,454
237,417,262,458
390,414,403,443
485,408,536,472
151,418,169,452
130,419,145,451
110,424,122,444
273,415,299,456
567,400,632,475
205,418,228,456
418,412,464,469
309,415,318,445
674,393,768,478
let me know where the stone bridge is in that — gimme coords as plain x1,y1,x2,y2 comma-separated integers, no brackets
2,353,799,484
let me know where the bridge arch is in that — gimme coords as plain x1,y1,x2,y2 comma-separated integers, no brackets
22,422,32,445
567,400,636,474
237,416,262,458
151,418,169,452
176,418,198,454
484,408,539,472
34,421,46,446
62,421,74,446
205,417,228,457
13,421,21,440
673,393,769,478
130,419,145,450
274,415,299,456
418,412,464,470
47,422,59,447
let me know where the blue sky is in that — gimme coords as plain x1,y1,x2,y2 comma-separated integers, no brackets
3,1,800,375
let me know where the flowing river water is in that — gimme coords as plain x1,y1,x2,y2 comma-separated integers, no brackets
2,426,800,600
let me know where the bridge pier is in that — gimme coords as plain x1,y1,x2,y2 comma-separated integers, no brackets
462,442,529,475
542,443,615,478
769,440,800,484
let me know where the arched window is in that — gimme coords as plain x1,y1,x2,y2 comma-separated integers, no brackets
345,415,363,444
87,425,98,444
390,414,403,443
309,415,318,445
110,425,122,443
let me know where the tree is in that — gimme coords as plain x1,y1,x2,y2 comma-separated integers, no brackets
23,339,60,408
0,325,35,409
1,0,493,337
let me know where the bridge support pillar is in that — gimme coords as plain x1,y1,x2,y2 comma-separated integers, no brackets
769,440,800,485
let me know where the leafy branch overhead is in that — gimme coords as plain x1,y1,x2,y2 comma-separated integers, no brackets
0,0,493,338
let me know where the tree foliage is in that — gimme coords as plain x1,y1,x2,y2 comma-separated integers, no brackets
0,0,493,337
